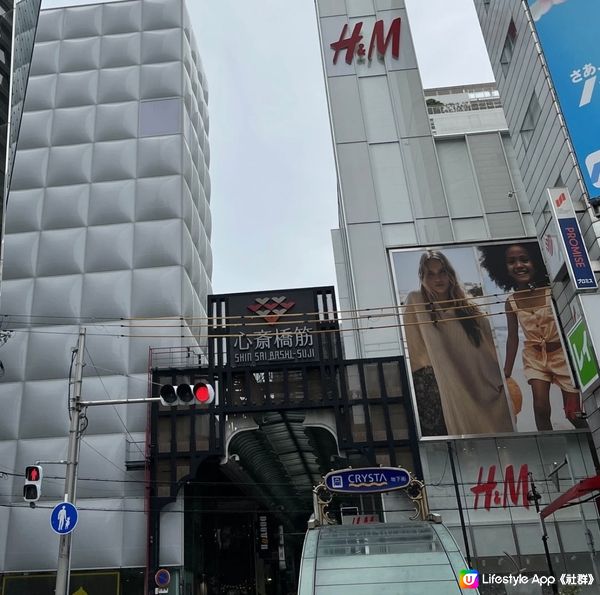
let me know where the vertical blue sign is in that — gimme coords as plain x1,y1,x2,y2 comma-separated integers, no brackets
557,218,596,289
527,0,600,203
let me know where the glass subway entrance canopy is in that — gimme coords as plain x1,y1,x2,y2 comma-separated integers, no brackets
298,522,471,595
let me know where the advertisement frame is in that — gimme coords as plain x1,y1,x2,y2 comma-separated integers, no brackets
389,240,585,441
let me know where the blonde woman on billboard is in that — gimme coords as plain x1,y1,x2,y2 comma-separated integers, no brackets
479,243,586,431
404,251,513,436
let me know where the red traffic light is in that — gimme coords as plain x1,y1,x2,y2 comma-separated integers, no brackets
24,465,43,503
193,382,214,404
25,466,41,482
159,383,214,406
25,467,40,481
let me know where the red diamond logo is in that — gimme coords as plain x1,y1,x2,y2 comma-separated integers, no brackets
247,296,295,324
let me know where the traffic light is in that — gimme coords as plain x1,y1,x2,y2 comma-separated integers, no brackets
192,380,214,405
159,382,214,406
23,465,42,502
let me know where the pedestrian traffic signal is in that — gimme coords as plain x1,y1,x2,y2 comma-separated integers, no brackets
23,465,42,502
159,383,214,407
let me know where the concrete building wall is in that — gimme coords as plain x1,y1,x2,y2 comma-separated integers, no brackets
316,0,600,576
317,1,531,361
0,0,211,573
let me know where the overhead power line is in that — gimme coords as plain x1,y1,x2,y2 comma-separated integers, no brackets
0,287,550,328
0,291,556,340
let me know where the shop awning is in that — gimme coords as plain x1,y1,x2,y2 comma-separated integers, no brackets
540,475,600,519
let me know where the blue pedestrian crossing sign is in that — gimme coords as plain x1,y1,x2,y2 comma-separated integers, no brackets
50,502,78,535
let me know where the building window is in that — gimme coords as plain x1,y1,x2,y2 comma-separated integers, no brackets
139,98,182,137
500,19,517,76
520,92,541,149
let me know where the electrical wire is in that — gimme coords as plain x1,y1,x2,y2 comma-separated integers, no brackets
0,287,552,329
0,467,586,490
84,345,147,461
0,500,596,515
0,298,557,341
80,437,128,475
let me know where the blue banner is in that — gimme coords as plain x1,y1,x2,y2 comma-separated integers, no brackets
324,467,411,494
557,217,597,290
527,0,600,203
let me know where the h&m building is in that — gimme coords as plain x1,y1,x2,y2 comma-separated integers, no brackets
314,0,600,587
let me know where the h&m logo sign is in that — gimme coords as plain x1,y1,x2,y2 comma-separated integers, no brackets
330,18,401,65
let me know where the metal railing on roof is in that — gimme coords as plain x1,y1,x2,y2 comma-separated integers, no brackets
427,98,503,114
151,345,208,369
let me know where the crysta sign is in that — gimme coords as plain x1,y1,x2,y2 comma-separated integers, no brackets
325,467,411,494
330,18,401,65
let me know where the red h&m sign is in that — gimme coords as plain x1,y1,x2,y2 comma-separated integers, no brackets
470,464,530,511
331,18,401,65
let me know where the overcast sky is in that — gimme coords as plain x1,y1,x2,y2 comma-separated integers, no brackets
42,0,495,295
190,0,495,294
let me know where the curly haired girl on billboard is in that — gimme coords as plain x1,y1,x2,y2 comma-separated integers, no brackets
479,242,586,431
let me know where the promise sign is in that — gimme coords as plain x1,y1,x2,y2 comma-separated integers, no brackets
547,187,597,291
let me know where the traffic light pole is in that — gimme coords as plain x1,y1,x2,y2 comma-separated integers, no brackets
529,472,558,594
55,328,86,595
49,343,192,593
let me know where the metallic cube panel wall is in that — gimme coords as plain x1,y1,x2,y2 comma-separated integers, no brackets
0,0,211,572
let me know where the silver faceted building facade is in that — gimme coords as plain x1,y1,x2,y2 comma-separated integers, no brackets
0,0,211,583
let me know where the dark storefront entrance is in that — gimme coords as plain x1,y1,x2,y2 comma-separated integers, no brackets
185,458,306,595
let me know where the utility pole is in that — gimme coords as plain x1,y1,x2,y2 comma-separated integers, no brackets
55,328,86,595
447,442,472,568
528,473,558,594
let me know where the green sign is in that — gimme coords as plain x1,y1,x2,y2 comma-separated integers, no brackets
567,319,600,392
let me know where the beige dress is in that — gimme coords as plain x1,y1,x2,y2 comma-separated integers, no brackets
404,290,514,435
507,290,576,392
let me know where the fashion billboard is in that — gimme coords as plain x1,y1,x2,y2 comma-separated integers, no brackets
390,241,586,438
526,0,600,203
